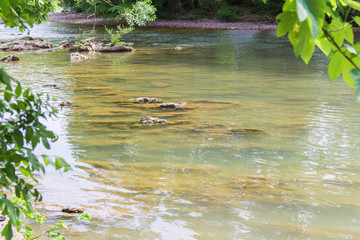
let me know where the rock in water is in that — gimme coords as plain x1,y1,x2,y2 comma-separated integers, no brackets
0,36,52,51
62,207,84,214
69,52,89,62
59,101,73,108
159,102,186,110
59,40,75,49
0,55,19,62
140,116,169,125
43,84,59,89
130,97,162,104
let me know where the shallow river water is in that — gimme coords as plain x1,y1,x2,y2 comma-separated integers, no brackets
1,22,360,240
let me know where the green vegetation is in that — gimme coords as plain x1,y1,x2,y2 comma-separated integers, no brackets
59,0,281,21
216,5,242,22
60,0,157,26
275,0,360,102
0,1,90,239
105,25,134,46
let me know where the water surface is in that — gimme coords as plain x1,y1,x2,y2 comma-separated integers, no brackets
1,22,360,240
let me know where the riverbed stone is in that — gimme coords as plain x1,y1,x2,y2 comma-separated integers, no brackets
62,207,84,214
159,102,186,110
43,84,59,89
59,101,73,108
1,55,20,62
0,37,52,51
140,116,169,125
130,97,162,104
97,45,133,52
69,52,89,62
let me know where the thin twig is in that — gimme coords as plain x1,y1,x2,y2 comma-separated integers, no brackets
323,28,360,70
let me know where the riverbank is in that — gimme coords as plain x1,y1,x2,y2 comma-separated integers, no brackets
49,13,278,30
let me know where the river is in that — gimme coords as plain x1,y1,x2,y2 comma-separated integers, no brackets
1,22,360,240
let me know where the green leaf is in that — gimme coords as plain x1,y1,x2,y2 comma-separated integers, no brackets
55,157,72,172
354,16,360,27
328,50,344,80
25,127,34,143
31,132,40,149
41,130,56,139
296,0,325,39
0,0,11,17
349,68,360,104
2,222,13,240
41,136,50,149
23,88,30,98
42,155,55,166
15,83,22,98
0,69,11,85
4,85,12,102
12,130,24,148
19,166,31,178
276,11,297,37
348,0,360,11
315,34,332,56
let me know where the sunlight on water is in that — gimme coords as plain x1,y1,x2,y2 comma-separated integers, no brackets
1,22,360,239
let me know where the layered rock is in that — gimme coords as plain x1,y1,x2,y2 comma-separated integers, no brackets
0,37,52,51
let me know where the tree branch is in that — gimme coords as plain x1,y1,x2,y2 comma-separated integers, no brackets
323,28,360,71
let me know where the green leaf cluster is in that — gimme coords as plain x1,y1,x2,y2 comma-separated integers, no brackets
105,25,134,46
276,0,360,102
0,68,73,240
0,0,58,32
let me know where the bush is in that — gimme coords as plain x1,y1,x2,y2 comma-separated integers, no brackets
216,5,241,22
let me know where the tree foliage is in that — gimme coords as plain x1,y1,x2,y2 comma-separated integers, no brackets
60,0,156,26
0,1,75,239
274,0,360,103
0,0,58,31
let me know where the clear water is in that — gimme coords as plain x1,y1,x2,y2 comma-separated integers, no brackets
1,22,360,240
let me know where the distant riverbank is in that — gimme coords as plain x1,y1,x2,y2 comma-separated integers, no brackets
49,13,277,30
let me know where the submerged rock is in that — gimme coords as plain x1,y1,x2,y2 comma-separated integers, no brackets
43,84,59,89
96,45,133,52
59,101,73,108
62,207,84,214
130,97,162,104
69,52,89,62
159,102,186,110
1,55,19,62
230,128,264,134
0,36,52,51
140,116,169,125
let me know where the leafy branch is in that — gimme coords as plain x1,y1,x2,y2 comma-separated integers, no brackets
274,0,360,102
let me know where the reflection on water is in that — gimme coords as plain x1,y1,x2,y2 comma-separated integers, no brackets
1,23,360,239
